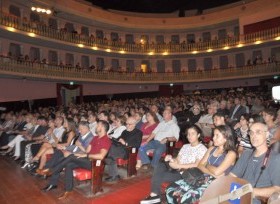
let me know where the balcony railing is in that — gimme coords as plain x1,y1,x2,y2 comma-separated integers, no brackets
0,12,280,54
0,57,279,84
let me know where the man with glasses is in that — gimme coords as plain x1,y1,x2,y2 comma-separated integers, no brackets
105,117,142,182
230,122,280,204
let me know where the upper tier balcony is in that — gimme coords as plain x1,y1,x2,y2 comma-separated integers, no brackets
0,56,279,84
1,12,280,55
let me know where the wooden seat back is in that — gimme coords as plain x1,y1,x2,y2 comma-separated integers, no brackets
200,176,253,204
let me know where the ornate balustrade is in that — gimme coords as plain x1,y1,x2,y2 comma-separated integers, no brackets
0,57,279,84
0,12,279,54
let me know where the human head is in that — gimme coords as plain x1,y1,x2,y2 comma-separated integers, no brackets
134,112,143,123
125,117,137,132
219,100,227,110
249,122,269,149
213,125,236,152
207,101,219,115
88,113,97,123
98,111,109,122
115,115,126,127
64,118,76,132
146,111,159,124
213,112,226,127
163,109,172,121
78,121,90,136
95,120,110,136
55,116,64,127
150,104,159,113
262,108,277,123
48,119,55,128
192,104,201,115
186,125,203,145
234,97,241,106
239,113,250,127
248,114,265,127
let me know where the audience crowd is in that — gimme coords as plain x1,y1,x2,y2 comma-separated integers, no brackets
0,86,280,203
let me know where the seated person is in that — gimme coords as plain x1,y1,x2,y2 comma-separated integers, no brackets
40,121,93,172
0,114,34,159
136,111,159,169
140,125,207,204
34,118,76,173
105,117,142,182
108,115,126,139
22,117,65,168
262,108,280,145
166,125,237,204
41,120,111,200
233,113,252,155
139,109,179,170
19,116,49,163
230,122,280,204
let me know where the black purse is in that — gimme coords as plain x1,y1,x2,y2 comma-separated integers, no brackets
181,167,205,188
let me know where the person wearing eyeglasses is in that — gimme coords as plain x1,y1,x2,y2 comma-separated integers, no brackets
230,122,280,204
105,117,143,182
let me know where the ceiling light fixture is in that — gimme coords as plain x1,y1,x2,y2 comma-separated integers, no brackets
31,6,52,15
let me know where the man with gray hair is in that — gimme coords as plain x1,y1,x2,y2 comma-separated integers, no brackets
105,117,142,182
230,122,280,204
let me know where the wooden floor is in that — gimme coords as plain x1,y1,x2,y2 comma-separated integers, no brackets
0,155,151,204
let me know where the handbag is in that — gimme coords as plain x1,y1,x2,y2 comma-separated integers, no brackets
181,167,205,188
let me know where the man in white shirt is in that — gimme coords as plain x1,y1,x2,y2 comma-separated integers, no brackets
139,109,179,169
88,113,97,135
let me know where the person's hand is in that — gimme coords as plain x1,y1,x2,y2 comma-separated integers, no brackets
119,138,126,145
234,122,241,130
160,138,168,144
168,160,180,169
164,154,172,162
57,144,65,150
74,153,86,158
75,140,82,147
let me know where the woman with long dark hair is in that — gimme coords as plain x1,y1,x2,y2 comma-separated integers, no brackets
166,125,237,204
140,125,207,204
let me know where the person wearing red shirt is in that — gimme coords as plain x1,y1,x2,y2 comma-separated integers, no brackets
41,120,111,200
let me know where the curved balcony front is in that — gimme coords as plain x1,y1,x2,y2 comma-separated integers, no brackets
0,57,279,84
1,12,280,55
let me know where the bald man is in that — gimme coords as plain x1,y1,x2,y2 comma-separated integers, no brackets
230,122,280,204
105,117,142,182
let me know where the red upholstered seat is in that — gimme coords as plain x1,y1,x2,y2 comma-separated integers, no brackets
147,151,166,158
73,168,92,181
46,154,53,161
116,158,128,165
175,140,184,149
203,136,212,145
161,182,170,193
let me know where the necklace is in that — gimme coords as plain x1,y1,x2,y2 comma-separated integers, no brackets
207,148,223,166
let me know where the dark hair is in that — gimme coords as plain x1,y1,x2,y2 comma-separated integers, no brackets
37,115,47,121
263,108,277,121
98,120,109,132
214,125,236,153
78,121,89,129
213,112,225,119
186,124,203,142
240,113,250,122
250,114,265,124
146,111,159,123
66,118,76,133
99,111,109,118
116,115,126,126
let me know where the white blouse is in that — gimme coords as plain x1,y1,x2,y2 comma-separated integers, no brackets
177,143,207,164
